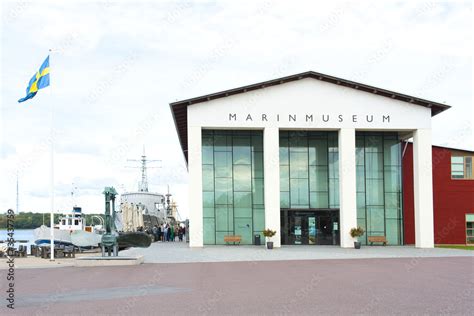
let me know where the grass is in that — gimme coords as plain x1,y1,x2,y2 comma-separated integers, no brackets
436,245,474,251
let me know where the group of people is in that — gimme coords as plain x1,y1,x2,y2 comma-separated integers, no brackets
152,223,186,242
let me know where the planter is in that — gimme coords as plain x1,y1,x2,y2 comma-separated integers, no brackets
266,241,274,249
354,241,361,249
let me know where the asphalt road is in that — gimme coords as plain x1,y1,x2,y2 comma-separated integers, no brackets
2,256,473,315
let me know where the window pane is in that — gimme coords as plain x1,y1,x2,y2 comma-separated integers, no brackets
214,152,232,177
234,192,251,208
279,137,289,165
386,219,400,245
253,206,265,232
203,207,214,218
465,157,472,179
308,138,328,166
215,178,233,204
203,218,215,244
385,207,400,219
356,165,365,192
214,134,231,152
234,207,252,218
357,192,366,209
384,166,401,193
202,165,214,191
202,136,214,164
290,178,309,208
451,156,463,164
366,179,384,206
252,151,264,178
280,165,289,191
385,193,399,209
365,135,383,153
252,135,263,152
216,206,230,231
233,137,251,164
329,179,339,208
365,153,383,179
367,206,384,235
309,166,328,192
252,178,264,205
384,138,400,166
451,164,464,172
233,165,252,191
203,192,214,208
289,134,308,152
290,151,309,178
310,191,329,208
280,191,290,208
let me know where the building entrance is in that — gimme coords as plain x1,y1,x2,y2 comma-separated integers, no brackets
281,210,340,245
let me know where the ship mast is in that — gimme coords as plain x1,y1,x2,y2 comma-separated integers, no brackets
127,146,161,192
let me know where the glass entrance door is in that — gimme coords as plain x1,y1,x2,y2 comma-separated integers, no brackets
281,210,340,245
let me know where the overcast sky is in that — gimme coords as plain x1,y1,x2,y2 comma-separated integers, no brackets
0,1,472,218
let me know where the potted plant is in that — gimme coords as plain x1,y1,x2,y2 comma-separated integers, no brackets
350,227,365,249
262,229,277,249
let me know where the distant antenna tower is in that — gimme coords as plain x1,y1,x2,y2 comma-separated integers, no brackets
126,146,161,192
16,172,19,213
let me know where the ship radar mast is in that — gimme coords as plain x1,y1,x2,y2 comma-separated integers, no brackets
126,146,161,192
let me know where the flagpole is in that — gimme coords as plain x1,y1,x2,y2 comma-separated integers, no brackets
49,49,55,261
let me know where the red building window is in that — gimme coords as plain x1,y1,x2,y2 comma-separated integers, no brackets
451,156,473,179
467,214,474,244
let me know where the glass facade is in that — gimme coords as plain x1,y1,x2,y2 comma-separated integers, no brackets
356,132,403,245
202,129,403,246
279,131,339,209
202,130,265,245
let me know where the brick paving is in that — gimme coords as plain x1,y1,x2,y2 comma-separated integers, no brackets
2,256,473,315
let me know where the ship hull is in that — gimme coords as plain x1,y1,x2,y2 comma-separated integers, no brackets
34,225,102,248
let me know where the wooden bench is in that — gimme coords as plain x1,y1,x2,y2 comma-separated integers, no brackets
224,235,241,245
368,236,387,246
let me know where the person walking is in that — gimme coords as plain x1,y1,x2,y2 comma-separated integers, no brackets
152,225,158,242
157,225,162,242
170,225,175,242
164,224,169,242
166,224,171,242
161,223,166,241
178,226,183,242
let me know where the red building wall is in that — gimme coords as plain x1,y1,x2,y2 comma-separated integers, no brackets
403,143,474,245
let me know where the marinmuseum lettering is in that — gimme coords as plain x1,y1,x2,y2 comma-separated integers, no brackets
229,113,390,123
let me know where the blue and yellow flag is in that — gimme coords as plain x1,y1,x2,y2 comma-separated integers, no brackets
18,55,50,103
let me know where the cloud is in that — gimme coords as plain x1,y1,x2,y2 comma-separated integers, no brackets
1,0,472,217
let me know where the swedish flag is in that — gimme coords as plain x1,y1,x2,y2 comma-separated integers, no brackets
18,56,50,103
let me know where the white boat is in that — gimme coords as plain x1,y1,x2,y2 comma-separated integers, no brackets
34,207,104,247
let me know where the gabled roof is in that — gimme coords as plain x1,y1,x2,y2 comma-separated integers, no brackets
170,71,452,163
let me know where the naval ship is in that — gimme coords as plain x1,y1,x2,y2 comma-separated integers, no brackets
118,149,177,232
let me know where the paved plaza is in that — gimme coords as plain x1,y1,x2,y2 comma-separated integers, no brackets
2,255,472,315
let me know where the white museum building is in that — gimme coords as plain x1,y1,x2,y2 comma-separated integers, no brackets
170,71,450,248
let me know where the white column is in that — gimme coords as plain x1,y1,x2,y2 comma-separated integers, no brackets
338,128,358,248
264,127,281,247
188,125,203,247
413,129,434,248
